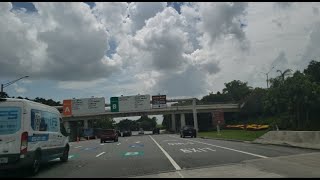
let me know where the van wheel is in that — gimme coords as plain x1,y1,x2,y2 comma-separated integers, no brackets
60,146,69,162
30,151,41,175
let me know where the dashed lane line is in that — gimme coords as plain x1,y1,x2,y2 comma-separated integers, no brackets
96,152,106,157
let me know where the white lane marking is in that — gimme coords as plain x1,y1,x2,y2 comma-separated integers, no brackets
177,171,184,178
135,141,140,143
149,135,181,171
168,142,194,146
100,144,104,145
96,152,106,157
169,135,268,159
74,146,82,149
163,140,178,142
180,147,216,153
70,144,73,147
52,155,74,161
117,143,121,145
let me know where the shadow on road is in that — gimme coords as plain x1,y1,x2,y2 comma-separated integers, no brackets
0,160,63,178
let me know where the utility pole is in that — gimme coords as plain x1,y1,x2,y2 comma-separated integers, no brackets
266,73,269,88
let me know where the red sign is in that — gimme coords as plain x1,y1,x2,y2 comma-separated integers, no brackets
212,110,224,126
63,99,72,116
152,95,167,109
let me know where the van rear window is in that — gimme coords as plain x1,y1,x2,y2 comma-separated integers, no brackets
0,107,21,135
31,109,59,132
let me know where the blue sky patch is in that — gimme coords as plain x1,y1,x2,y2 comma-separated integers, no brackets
11,2,37,13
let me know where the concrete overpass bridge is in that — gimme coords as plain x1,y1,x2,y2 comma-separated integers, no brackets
54,98,240,135
60,104,239,120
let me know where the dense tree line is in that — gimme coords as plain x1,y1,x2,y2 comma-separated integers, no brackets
163,60,320,131
0,92,62,106
116,115,157,131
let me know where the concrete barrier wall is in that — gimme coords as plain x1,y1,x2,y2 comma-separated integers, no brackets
254,131,320,150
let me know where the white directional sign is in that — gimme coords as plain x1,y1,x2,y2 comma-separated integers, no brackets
63,97,105,116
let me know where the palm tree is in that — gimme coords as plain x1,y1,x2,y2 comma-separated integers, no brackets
277,69,292,81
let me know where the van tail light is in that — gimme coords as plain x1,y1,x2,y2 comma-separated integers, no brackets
20,132,28,154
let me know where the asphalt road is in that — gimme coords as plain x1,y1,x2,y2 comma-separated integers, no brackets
0,133,318,178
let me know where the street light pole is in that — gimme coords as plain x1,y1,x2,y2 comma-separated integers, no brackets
1,76,29,93
261,66,275,88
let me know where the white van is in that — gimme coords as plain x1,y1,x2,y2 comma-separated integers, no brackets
0,98,69,175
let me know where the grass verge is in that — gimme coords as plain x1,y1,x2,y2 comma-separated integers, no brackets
198,129,269,141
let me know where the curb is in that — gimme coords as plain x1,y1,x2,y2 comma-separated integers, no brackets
199,136,250,143
249,141,320,150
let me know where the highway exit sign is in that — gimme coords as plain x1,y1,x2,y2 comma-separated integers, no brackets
110,95,150,112
110,97,119,112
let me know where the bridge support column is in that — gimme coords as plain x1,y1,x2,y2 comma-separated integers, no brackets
180,113,186,128
192,98,198,132
171,113,176,132
84,120,88,129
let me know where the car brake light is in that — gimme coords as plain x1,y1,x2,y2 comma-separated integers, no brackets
21,132,28,154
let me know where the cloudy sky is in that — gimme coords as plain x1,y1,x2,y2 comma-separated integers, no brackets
1,2,320,107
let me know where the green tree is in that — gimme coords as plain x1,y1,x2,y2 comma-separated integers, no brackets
283,71,320,130
34,97,62,106
304,60,320,83
93,117,116,129
241,87,267,118
0,92,9,98
222,80,252,102
117,119,133,130
276,69,292,82
137,115,157,130
162,114,171,130
201,91,233,103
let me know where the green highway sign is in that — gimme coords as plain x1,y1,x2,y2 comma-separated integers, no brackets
110,97,119,112
110,95,151,112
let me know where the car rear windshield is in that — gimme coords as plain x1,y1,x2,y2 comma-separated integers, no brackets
0,107,21,135
102,129,114,134
183,126,193,130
